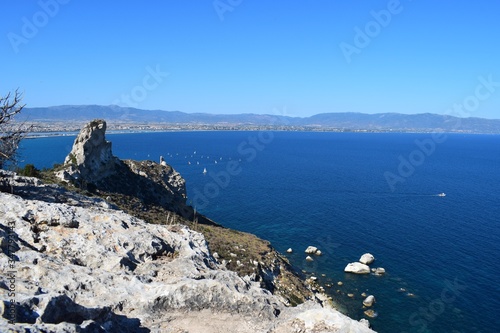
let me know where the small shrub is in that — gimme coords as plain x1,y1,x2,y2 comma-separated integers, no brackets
68,153,77,165
17,164,40,177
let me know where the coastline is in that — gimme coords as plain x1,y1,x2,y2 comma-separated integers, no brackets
24,127,500,140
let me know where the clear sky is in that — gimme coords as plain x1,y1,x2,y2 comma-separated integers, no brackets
1,0,499,118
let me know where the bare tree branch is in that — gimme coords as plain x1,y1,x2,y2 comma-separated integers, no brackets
0,89,30,169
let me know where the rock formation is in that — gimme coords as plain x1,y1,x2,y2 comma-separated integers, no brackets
0,172,376,332
61,119,116,182
305,246,321,255
305,246,317,254
363,295,376,307
344,262,371,274
359,253,375,265
56,119,193,218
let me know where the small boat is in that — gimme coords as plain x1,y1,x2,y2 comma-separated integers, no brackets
203,168,207,174
437,193,446,197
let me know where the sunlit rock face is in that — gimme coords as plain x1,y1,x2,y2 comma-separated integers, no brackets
62,119,116,182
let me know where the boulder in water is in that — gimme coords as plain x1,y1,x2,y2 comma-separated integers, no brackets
344,262,370,274
359,253,375,265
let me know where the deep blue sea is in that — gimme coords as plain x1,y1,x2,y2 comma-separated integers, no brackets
19,131,500,333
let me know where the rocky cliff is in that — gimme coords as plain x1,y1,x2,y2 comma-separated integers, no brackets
0,172,374,332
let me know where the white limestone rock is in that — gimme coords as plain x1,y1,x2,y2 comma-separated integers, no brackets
305,246,318,254
344,262,371,274
363,295,376,307
359,253,375,265
61,119,116,182
360,318,371,328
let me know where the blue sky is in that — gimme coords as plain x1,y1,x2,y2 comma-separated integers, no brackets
1,0,499,118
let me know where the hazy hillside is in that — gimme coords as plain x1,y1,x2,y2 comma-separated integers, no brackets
21,105,500,133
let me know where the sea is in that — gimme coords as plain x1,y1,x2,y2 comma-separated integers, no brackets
18,131,500,333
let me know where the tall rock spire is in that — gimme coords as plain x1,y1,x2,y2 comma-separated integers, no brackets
63,119,116,182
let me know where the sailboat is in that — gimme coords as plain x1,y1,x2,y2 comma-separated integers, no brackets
203,167,207,174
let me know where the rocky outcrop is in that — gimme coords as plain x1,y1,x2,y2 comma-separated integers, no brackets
0,177,376,333
61,119,116,182
56,119,194,218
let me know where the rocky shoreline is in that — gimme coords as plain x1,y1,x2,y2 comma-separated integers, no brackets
0,120,376,332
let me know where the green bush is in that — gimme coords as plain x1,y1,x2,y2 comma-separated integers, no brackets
17,164,40,177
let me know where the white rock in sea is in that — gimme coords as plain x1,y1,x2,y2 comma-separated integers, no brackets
306,256,314,261
359,253,375,265
305,246,318,254
363,295,376,307
364,309,378,318
359,318,371,328
374,267,386,275
344,262,371,274
315,250,322,256
286,248,293,253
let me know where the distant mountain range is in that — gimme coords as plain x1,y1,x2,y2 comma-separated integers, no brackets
21,105,500,133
